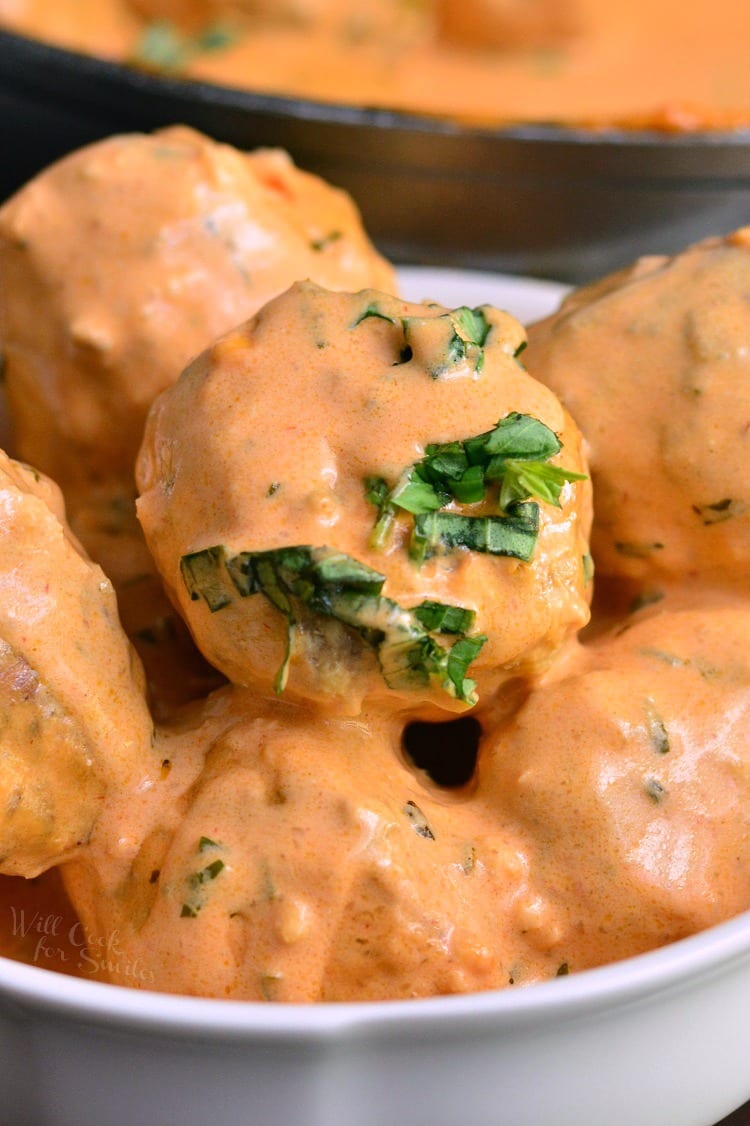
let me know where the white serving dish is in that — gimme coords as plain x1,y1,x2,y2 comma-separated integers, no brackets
0,909,749,1126
0,271,747,1126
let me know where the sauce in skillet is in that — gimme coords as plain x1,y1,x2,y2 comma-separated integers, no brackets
1,0,750,130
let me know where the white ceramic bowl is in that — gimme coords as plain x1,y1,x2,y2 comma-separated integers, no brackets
0,270,747,1126
1,909,749,1126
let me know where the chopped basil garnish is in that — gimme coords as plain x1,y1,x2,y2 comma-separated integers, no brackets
364,412,585,564
181,545,486,704
132,19,238,71
180,837,226,918
351,298,494,377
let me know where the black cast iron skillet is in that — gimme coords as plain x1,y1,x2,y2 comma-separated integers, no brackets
2,27,750,281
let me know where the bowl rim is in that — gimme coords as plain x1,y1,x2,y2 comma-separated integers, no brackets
1,905,749,1042
3,25,750,152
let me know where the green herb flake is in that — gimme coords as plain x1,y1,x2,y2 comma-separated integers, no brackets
180,838,227,917
644,777,667,804
614,540,665,559
181,546,236,612
131,20,187,70
556,962,570,977
403,800,435,839
582,553,595,586
195,21,237,52
260,973,283,1000
131,19,238,71
692,497,743,525
643,699,670,754
195,859,226,883
628,589,664,614
310,230,342,252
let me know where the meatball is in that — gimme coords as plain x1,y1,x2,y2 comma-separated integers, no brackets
136,280,592,715
0,451,154,877
526,229,750,590
0,124,395,508
0,126,395,713
61,685,564,999
477,599,750,974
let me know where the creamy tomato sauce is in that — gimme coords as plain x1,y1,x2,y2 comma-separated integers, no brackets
0,127,748,1001
2,0,750,129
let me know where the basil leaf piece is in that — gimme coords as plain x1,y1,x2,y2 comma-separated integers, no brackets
451,464,486,504
498,460,588,510
181,546,236,611
352,301,398,327
180,545,484,705
414,504,540,562
364,411,585,564
464,412,561,465
390,469,444,515
413,601,476,634
451,306,491,349
446,634,487,701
